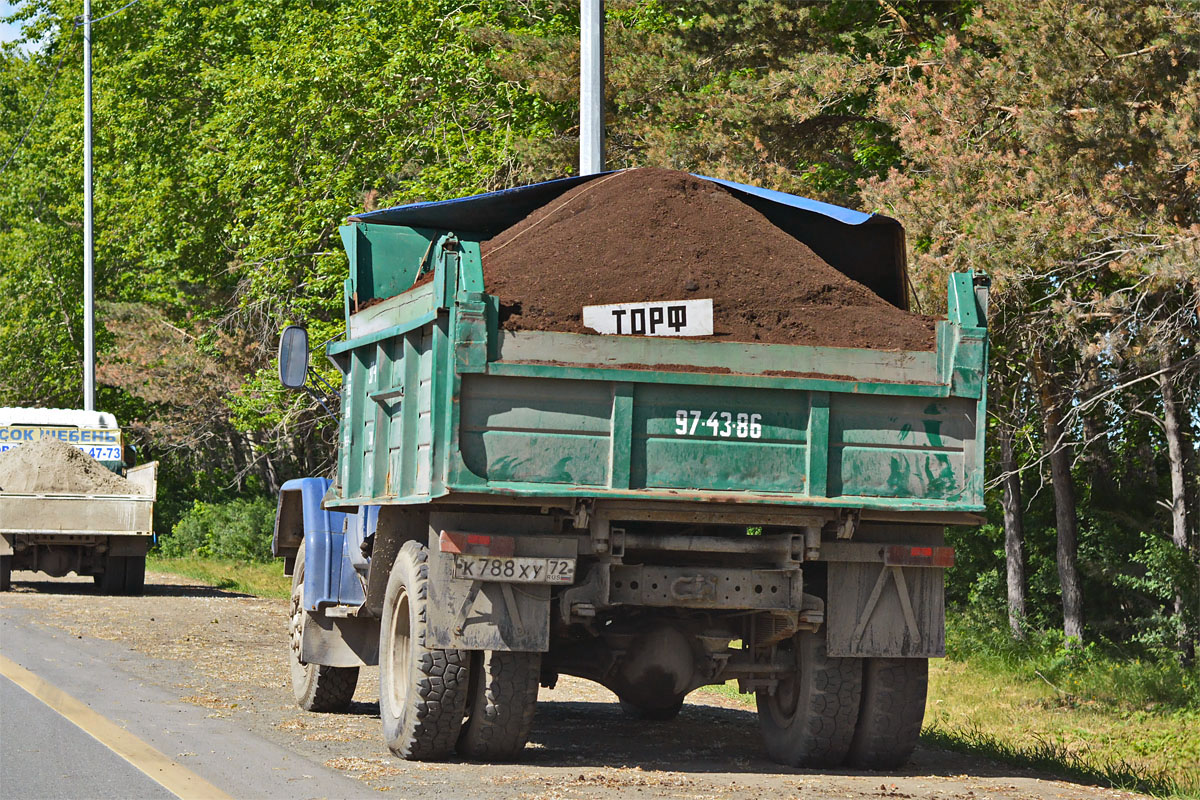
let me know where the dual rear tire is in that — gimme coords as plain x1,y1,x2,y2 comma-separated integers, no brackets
95,554,146,595
756,631,927,770
379,540,539,761
293,540,923,768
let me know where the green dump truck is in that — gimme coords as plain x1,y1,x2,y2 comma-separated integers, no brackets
273,172,989,768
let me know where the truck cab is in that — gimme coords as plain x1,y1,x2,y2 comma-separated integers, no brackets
0,407,128,473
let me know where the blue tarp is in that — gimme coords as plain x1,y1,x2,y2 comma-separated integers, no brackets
353,171,877,230
350,171,909,309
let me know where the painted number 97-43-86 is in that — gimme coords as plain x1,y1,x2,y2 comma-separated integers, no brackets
674,410,763,439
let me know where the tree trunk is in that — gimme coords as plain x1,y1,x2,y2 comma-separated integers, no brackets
1034,352,1084,645
999,422,1027,639
1158,351,1194,662
1080,365,1116,502
226,430,247,492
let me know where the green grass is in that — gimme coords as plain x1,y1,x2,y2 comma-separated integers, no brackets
698,659,1198,798
926,657,1198,798
146,555,292,599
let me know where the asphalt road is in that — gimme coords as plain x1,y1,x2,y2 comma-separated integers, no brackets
0,571,1150,800
0,587,377,799
0,675,174,800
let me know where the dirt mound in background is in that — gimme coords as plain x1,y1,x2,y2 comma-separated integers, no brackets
0,438,140,494
481,168,936,351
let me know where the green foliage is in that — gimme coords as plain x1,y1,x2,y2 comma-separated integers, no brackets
946,609,1200,712
159,496,277,562
147,555,291,599
1,0,567,497
1116,532,1200,652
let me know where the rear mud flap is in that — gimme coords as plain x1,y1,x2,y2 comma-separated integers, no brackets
425,531,575,652
826,561,944,658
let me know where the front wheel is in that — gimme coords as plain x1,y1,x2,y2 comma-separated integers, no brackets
289,543,359,712
756,631,862,767
379,540,470,760
0,554,11,592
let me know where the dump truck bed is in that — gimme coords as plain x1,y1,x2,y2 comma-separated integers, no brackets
0,462,158,537
324,220,987,515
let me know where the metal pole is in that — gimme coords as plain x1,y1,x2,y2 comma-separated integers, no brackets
83,0,95,411
579,0,604,175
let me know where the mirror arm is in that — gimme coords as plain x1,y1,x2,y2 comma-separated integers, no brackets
303,385,337,420
304,366,340,421
309,367,340,400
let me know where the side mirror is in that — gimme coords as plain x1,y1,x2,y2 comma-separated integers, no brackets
278,325,310,389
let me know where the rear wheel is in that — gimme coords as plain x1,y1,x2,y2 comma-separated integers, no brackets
379,540,469,760
95,555,125,594
457,650,541,760
847,658,928,769
0,555,11,592
618,695,685,721
289,543,359,712
122,555,146,596
756,631,862,767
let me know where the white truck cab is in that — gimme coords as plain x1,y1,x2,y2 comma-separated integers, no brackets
0,407,127,471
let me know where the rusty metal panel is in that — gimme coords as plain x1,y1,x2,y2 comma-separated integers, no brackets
608,565,800,610
459,375,612,487
828,394,978,505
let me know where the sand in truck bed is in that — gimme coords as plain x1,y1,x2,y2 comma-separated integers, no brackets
481,168,937,351
0,438,141,494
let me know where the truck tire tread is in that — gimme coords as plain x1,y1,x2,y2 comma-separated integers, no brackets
458,650,540,760
847,658,928,769
298,664,360,712
122,555,146,596
96,556,125,595
757,631,862,768
381,540,469,761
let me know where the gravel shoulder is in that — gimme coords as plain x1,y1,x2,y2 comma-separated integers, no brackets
0,570,1148,800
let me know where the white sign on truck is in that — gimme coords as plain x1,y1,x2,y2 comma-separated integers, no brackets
582,298,713,337
0,426,122,461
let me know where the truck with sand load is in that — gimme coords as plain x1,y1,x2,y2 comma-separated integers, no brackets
273,169,989,768
0,408,157,594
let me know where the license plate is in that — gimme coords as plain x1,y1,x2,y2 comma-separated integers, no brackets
452,554,576,584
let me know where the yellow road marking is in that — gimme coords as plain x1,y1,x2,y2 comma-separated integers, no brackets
0,654,233,800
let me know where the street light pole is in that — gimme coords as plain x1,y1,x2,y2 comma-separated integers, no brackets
579,0,604,175
82,0,95,411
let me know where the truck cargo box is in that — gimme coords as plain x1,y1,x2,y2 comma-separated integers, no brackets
323,173,988,516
